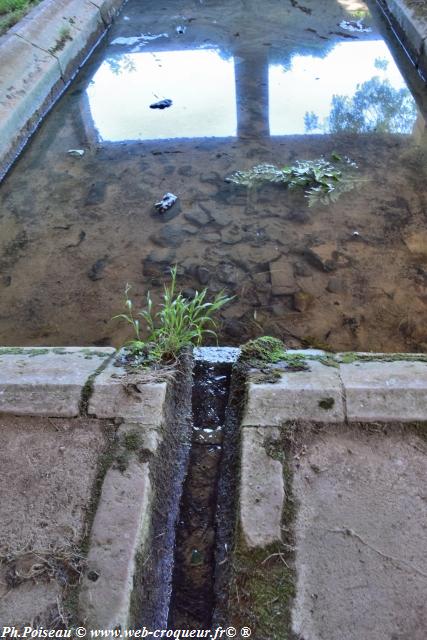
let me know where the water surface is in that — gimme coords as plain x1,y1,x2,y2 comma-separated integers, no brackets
0,0,426,351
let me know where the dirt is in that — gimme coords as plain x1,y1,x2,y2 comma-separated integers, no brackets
0,0,426,352
0,415,113,628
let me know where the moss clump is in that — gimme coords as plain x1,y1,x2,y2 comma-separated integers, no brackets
240,336,287,364
337,352,427,364
227,442,297,640
0,347,49,357
318,397,335,410
228,539,295,640
301,335,334,351
123,431,142,451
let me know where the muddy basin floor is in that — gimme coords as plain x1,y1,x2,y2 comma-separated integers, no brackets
0,0,426,351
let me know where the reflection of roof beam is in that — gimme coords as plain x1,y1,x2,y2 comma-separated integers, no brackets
234,52,269,138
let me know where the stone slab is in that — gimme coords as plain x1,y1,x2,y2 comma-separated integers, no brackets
0,0,125,178
340,360,427,422
79,459,152,629
0,347,114,417
383,0,427,55
292,425,427,640
240,427,285,548
11,0,104,79
0,33,63,168
88,360,167,425
242,360,345,426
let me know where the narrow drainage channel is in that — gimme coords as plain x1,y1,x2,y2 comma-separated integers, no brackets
168,348,239,630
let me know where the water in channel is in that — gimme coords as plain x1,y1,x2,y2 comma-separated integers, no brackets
0,0,426,351
169,355,233,629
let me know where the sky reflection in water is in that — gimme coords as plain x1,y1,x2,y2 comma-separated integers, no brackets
86,49,237,141
269,40,418,135
86,40,418,142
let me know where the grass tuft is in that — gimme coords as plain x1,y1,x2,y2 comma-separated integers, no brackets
0,0,41,36
113,266,233,365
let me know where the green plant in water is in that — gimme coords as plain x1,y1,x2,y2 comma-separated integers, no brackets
225,155,360,207
114,266,232,364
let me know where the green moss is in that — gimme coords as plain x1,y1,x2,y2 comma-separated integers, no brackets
229,537,295,640
301,335,334,351
337,352,427,364
0,347,49,357
48,25,72,54
123,431,142,451
79,424,117,557
251,369,283,384
318,397,335,410
228,449,297,640
240,336,287,364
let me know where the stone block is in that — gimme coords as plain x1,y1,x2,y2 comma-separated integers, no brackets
79,460,152,629
240,427,285,547
340,360,427,422
242,360,345,425
0,347,114,417
0,33,63,165
88,361,167,426
11,0,104,79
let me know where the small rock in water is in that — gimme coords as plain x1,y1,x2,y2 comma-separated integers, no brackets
154,192,178,213
176,25,186,34
67,149,85,157
150,99,173,110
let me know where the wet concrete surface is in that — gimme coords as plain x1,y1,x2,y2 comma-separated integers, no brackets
0,0,426,351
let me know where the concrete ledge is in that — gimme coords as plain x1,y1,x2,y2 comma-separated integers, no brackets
240,427,285,548
88,360,167,426
243,360,345,426
79,459,152,629
0,0,125,180
10,0,104,80
340,360,427,422
380,0,427,75
243,352,427,425
0,32,64,173
0,347,114,417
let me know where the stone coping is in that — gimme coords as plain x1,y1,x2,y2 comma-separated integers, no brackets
379,0,427,78
1,347,425,423
0,347,167,424
0,0,126,180
243,350,427,424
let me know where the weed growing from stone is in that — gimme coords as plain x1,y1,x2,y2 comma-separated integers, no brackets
114,266,232,364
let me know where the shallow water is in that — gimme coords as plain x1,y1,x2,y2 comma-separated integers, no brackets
0,0,426,351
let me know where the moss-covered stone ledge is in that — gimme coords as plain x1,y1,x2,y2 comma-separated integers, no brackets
0,347,115,417
0,0,126,180
243,350,427,425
